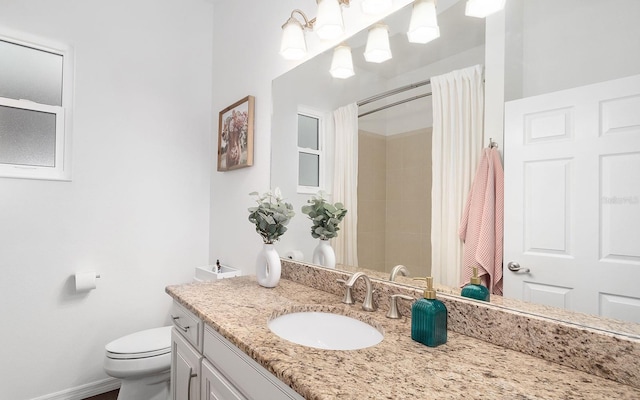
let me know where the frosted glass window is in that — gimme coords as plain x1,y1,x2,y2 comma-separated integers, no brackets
299,153,320,187
0,105,56,167
298,115,319,150
0,40,63,106
0,32,72,181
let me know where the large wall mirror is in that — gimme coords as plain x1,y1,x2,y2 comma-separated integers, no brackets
272,0,483,275
271,0,640,335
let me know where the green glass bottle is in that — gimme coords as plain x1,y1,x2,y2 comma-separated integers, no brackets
461,266,490,302
411,277,447,347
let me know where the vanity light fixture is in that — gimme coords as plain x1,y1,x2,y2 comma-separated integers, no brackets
364,23,392,63
315,0,350,41
465,0,506,18
407,0,440,44
330,44,355,79
361,0,393,15
279,9,314,60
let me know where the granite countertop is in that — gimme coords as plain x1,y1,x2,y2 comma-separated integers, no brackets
166,276,640,400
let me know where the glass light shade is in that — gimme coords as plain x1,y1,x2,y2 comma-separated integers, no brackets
364,24,392,63
315,0,345,40
361,0,393,15
465,0,506,18
280,18,307,60
330,45,355,79
408,0,440,44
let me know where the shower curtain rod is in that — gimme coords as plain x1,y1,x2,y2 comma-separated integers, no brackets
358,92,432,118
357,79,431,107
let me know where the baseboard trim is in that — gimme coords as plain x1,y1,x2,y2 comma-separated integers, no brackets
30,378,120,400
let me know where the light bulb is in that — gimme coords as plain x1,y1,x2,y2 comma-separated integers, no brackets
465,0,506,18
361,0,393,15
280,18,307,60
408,0,440,44
315,0,345,40
364,23,392,63
330,45,355,79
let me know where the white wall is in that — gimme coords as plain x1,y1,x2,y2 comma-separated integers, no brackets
505,0,640,100
0,1,213,398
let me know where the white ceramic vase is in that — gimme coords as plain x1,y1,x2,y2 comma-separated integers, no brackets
256,243,281,288
312,239,336,269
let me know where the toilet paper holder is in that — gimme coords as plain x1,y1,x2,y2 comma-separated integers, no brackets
74,271,101,292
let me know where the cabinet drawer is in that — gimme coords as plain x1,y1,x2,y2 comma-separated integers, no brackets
171,301,203,352
203,325,303,400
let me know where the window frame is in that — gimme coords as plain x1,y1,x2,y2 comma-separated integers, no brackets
0,29,74,181
297,106,326,194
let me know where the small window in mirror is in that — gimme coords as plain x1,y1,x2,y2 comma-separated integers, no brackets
297,108,324,193
298,114,319,150
299,152,320,187
0,32,73,181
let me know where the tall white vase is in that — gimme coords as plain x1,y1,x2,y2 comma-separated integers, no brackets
256,243,281,288
312,239,336,269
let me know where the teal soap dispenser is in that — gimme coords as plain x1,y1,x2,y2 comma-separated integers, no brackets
461,266,490,302
411,277,447,347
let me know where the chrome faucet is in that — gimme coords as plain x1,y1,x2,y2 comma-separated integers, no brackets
339,272,376,311
386,294,414,319
389,265,409,281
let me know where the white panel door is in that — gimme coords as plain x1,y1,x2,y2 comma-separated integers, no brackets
503,74,640,323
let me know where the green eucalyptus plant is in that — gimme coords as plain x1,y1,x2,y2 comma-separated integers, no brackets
301,192,348,240
248,188,295,244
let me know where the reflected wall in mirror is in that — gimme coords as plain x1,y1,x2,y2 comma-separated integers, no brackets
271,0,640,332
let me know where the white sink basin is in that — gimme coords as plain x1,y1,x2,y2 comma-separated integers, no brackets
268,311,383,350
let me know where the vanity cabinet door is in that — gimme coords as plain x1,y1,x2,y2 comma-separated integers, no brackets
203,325,304,400
172,328,202,400
201,359,246,400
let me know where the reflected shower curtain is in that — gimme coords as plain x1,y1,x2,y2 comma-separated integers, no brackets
332,103,359,266
431,65,484,288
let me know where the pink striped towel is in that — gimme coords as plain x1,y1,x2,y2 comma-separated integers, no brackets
459,147,504,295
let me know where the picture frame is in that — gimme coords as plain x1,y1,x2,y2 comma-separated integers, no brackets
217,95,255,171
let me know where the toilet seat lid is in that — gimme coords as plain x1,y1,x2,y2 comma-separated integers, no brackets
106,326,172,359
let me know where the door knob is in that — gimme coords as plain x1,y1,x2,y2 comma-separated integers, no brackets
507,261,530,273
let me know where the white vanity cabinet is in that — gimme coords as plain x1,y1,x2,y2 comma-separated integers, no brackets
171,301,303,400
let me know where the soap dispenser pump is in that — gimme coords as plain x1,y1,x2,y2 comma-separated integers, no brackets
411,277,447,347
461,266,490,302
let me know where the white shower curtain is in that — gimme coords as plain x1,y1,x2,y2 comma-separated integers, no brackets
331,103,359,266
431,65,484,288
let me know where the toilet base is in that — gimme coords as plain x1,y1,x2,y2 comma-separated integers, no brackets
116,370,170,400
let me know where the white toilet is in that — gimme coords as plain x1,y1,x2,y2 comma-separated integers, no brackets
104,326,173,400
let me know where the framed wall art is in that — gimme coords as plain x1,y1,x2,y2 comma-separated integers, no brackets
217,95,255,171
